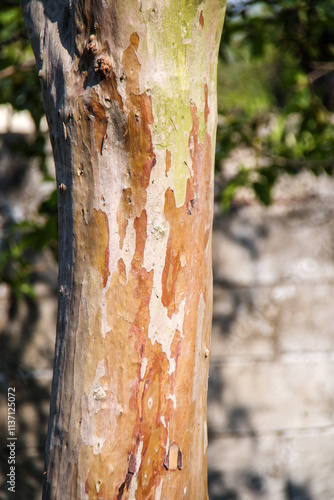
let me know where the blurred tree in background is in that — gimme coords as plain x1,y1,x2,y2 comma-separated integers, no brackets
217,0,334,208
0,0,57,298
1,0,334,293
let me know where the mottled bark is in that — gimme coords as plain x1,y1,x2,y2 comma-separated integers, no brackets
23,1,225,498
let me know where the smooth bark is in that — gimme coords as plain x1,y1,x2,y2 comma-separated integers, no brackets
23,0,225,498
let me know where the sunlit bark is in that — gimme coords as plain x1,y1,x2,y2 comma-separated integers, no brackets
23,1,225,497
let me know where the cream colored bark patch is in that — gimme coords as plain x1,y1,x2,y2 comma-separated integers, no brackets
128,440,144,499
81,359,122,455
148,295,185,375
192,293,206,401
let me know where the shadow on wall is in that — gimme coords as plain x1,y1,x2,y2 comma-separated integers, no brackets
0,295,55,500
208,471,314,500
285,481,314,500
209,469,273,499
0,130,57,500
206,193,334,498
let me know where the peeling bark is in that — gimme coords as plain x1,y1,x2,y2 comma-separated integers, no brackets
23,1,226,498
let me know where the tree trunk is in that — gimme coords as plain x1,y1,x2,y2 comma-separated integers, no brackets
23,1,225,498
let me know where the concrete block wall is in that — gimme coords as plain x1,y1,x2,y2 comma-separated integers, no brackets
208,175,334,499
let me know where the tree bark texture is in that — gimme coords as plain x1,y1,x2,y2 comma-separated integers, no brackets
23,1,225,498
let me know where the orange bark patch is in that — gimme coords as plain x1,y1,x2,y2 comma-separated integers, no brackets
116,188,132,249
130,32,139,51
86,89,108,154
161,213,183,317
133,351,170,496
122,36,141,95
125,92,155,202
199,10,205,28
77,208,110,287
101,71,124,112
165,148,171,176
78,46,123,155
117,34,155,249
133,209,147,268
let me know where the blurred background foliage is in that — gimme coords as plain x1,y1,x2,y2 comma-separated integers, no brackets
0,0,57,298
0,0,334,296
217,0,334,209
